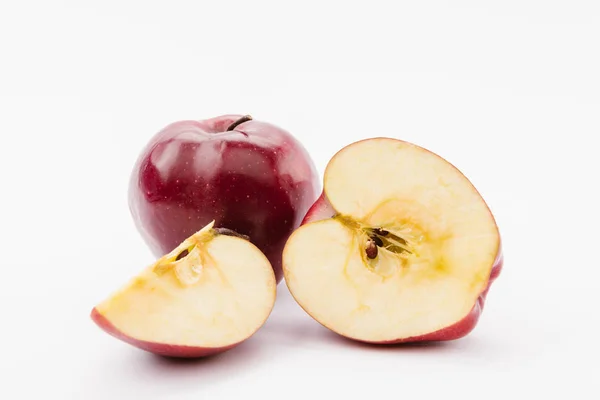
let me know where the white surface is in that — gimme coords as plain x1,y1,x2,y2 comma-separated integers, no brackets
1,1,599,399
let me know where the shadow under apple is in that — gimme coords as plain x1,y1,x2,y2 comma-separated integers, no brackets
80,334,276,397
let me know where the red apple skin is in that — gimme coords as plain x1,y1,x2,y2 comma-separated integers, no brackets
301,192,503,344
301,192,335,224
129,115,319,283
90,308,238,358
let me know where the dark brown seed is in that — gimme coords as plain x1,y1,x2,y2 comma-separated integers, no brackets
372,235,384,247
373,228,389,236
365,240,378,259
175,249,189,261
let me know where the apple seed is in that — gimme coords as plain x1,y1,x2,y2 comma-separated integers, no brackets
372,235,384,247
365,239,378,259
176,249,189,261
372,228,389,236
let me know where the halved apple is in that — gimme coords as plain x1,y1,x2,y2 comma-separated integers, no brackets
283,138,503,344
91,221,277,357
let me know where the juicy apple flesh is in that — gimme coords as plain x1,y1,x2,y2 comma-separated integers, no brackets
91,221,276,357
283,138,502,344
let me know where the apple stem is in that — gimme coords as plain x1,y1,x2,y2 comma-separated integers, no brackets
227,115,253,131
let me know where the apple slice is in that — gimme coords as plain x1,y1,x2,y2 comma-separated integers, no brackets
91,221,277,357
283,138,502,344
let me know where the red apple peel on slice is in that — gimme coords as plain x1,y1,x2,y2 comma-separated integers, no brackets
91,221,277,357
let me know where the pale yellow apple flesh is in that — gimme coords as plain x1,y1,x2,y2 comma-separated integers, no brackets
283,138,501,343
92,222,277,356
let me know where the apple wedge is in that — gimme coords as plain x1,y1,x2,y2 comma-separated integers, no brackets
283,138,502,344
91,221,277,357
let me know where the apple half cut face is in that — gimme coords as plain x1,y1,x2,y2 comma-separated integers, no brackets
91,221,277,357
283,138,502,344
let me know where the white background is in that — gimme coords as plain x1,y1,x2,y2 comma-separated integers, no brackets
1,1,599,399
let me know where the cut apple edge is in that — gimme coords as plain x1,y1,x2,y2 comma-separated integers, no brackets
284,137,502,343
91,221,277,356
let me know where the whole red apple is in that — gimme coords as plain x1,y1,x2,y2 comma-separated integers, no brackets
129,114,319,282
